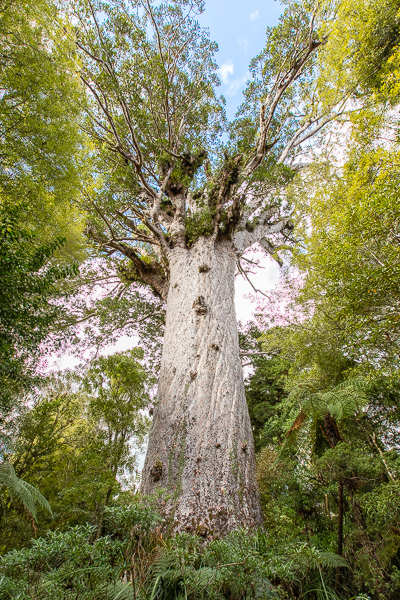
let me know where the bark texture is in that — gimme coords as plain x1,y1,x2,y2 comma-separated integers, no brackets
141,237,262,536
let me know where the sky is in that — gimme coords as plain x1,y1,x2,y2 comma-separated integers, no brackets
197,0,285,320
198,0,284,120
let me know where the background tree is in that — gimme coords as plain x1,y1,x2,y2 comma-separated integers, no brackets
0,0,88,430
240,324,289,452
0,203,77,450
272,0,400,376
247,330,400,598
0,0,86,253
0,351,150,552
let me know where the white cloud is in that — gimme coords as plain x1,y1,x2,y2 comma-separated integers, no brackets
237,37,249,52
218,61,234,84
227,71,250,97
250,9,260,20
218,64,250,97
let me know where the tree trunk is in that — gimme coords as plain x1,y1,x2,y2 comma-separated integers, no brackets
337,477,343,556
335,477,344,590
141,237,262,536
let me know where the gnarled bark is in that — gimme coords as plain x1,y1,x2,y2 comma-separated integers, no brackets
141,237,262,535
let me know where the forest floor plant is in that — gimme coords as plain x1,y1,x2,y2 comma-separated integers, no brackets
0,501,355,600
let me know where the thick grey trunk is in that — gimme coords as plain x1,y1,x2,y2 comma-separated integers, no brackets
141,237,262,536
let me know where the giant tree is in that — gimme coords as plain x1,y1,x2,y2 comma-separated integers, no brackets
73,0,365,535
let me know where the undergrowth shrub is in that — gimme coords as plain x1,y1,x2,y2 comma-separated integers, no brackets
149,530,277,599
0,506,352,600
0,503,161,600
0,524,126,599
148,529,348,600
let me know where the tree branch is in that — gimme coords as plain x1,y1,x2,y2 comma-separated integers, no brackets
233,209,291,257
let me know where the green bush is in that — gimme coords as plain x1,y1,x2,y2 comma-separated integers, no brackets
0,503,161,600
0,503,352,600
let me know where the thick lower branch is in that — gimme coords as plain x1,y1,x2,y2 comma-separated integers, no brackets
86,226,169,298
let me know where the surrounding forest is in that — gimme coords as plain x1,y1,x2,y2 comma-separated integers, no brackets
1,0,400,598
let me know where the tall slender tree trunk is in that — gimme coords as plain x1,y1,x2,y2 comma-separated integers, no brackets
335,477,344,590
337,477,343,556
141,237,262,536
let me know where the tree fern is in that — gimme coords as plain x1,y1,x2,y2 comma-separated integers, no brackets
285,377,369,449
0,461,52,521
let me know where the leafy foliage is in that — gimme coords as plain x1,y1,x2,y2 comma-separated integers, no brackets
0,523,136,600
0,202,77,418
0,0,86,254
0,0,86,421
289,144,400,370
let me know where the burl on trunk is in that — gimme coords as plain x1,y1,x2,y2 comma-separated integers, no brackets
141,237,263,535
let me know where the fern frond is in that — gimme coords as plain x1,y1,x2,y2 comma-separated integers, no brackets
334,377,367,393
314,551,348,570
190,565,226,588
151,549,176,578
102,581,134,600
0,462,52,521
20,480,53,519
286,408,307,438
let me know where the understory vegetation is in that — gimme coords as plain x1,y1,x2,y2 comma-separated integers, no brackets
1,0,400,597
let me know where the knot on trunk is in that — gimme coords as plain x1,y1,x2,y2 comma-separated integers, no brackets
150,460,163,482
197,525,208,537
210,342,219,351
193,296,207,315
198,264,211,273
